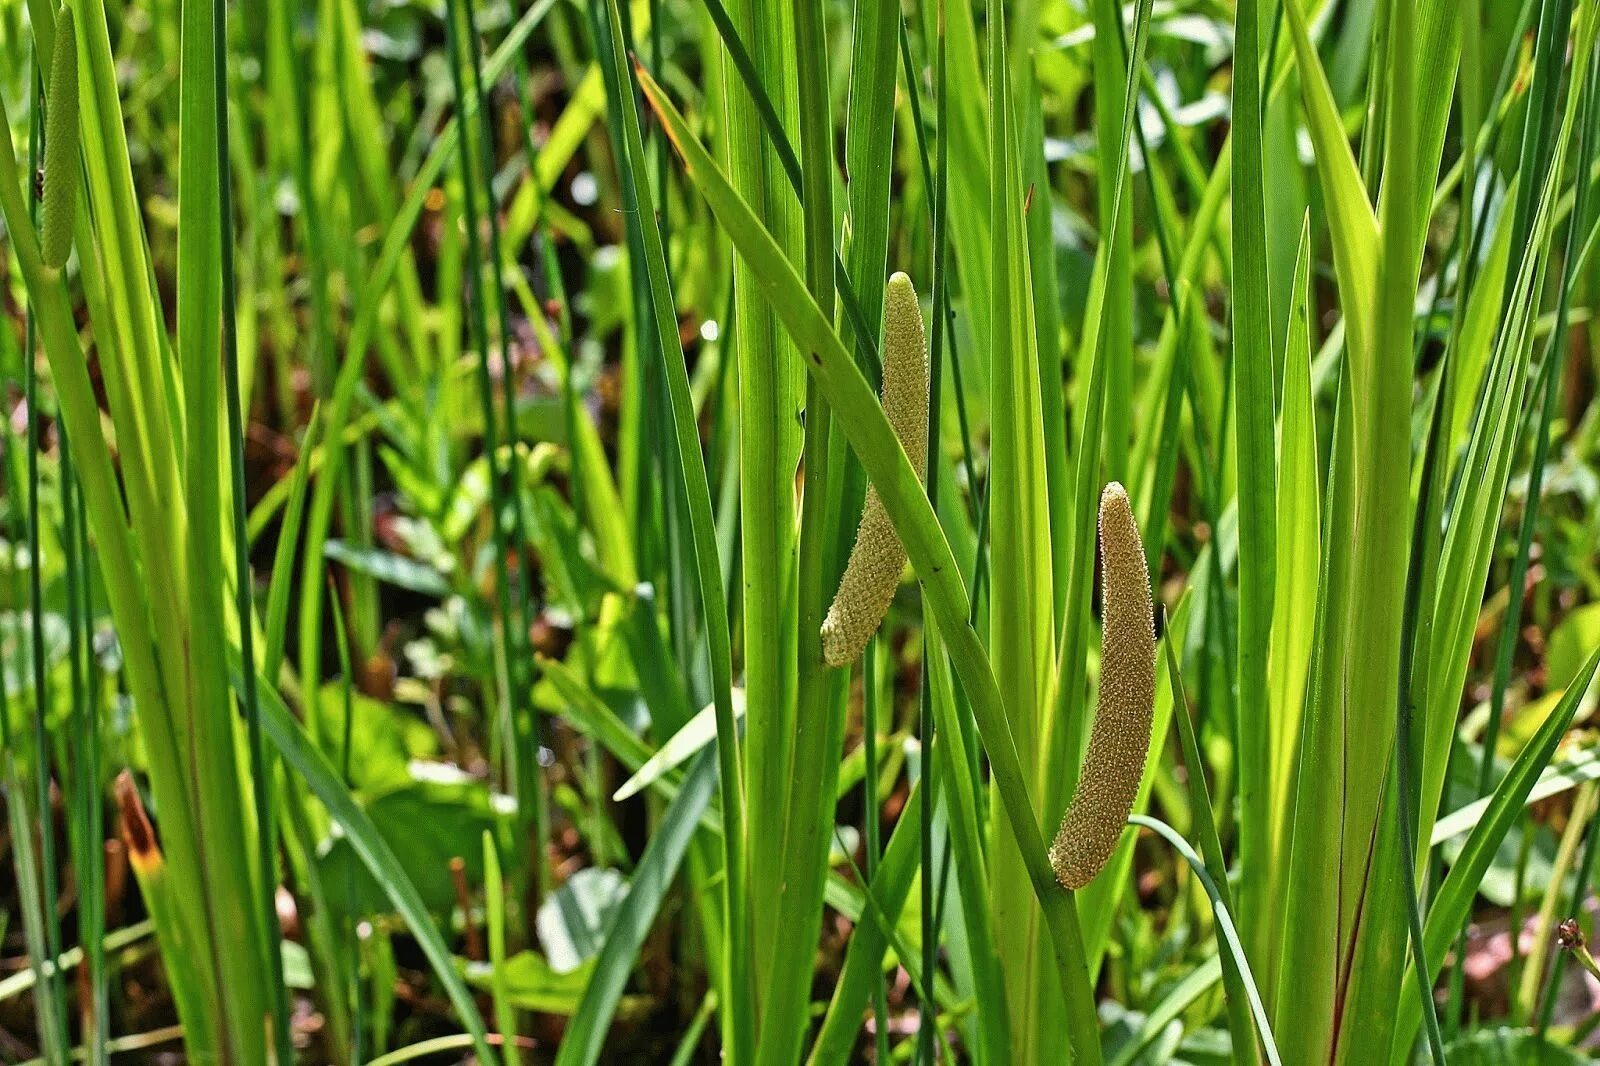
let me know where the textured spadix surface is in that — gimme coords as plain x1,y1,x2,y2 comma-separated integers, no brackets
1050,481,1156,889
821,271,929,667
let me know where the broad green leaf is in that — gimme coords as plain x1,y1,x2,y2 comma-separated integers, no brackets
1261,218,1319,1002
537,867,629,973
1442,1027,1591,1065
310,685,439,795
323,539,451,598
984,0,1060,1055
1545,602,1600,693
318,776,506,920
931,0,992,383
1446,192,1516,462
1322,0,1434,1052
704,0,805,1045
1229,0,1279,967
462,952,597,1015
1282,0,1377,358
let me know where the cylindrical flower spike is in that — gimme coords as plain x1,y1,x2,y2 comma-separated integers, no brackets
41,5,79,271
821,272,929,667
1050,481,1156,889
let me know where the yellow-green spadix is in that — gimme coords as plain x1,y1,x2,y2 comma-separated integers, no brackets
41,4,80,271
1049,481,1156,889
821,272,928,667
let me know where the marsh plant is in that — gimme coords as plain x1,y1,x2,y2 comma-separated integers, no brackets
2,0,1600,1062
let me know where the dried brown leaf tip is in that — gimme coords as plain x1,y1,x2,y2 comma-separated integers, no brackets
820,272,929,667
1050,482,1156,889
114,770,163,876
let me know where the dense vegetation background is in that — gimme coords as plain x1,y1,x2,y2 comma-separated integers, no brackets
2,0,1600,1061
